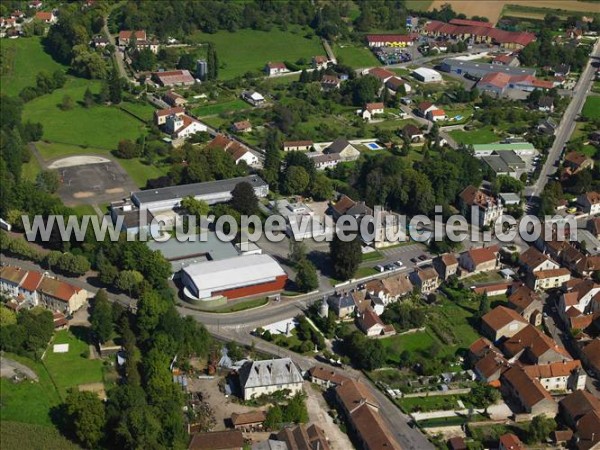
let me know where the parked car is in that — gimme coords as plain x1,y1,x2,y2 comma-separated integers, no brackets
411,257,418,263
375,265,385,272
418,254,428,261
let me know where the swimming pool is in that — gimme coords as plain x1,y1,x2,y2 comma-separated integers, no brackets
366,142,383,150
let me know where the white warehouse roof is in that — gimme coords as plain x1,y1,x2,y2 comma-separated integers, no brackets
412,67,442,80
182,254,286,298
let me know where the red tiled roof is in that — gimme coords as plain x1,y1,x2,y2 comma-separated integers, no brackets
466,246,499,266
119,30,146,40
502,366,553,408
230,410,266,426
188,430,244,450
283,140,313,148
430,109,446,116
267,62,286,69
499,433,525,449
366,102,384,112
232,120,251,131
308,366,349,385
20,270,44,292
450,18,494,28
359,307,384,331
38,277,82,302
482,306,527,332
155,106,185,117
367,67,395,81
523,360,582,379
480,72,512,89
35,11,53,21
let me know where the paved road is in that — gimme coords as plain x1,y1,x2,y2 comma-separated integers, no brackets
525,38,600,209
102,8,127,80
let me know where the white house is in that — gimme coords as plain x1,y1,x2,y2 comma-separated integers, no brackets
166,114,207,139
242,91,265,106
577,192,600,215
238,358,303,400
265,62,288,76
361,102,385,121
426,108,447,122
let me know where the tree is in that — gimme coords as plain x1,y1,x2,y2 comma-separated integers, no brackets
329,234,361,281
177,53,195,71
478,294,490,318
108,67,122,104
0,307,17,327
115,270,144,297
527,415,556,444
133,48,156,71
225,341,244,361
206,43,218,80
180,196,210,224
71,45,107,79
35,170,60,193
64,389,106,448
56,253,91,276
114,139,140,159
264,404,283,429
283,166,310,195
230,181,258,215
310,172,333,201
283,392,309,423
90,289,113,343
470,383,500,410
83,87,94,108
288,240,307,264
295,258,319,292
60,95,74,111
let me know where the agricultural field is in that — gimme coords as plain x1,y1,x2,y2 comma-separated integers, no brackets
582,96,600,120
0,36,67,97
428,0,600,24
43,329,105,397
23,78,149,151
405,0,434,11
2,422,82,450
191,26,325,79
333,43,381,69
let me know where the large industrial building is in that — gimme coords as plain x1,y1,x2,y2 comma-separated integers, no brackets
439,58,536,79
131,176,269,211
181,254,287,300
411,67,442,83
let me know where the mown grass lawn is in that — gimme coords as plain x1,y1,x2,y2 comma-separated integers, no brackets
0,353,61,427
333,43,380,68
43,329,104,397
396,394,465,413
582,96,600,120
23,78,148,150
382,330,436,363
21,158,42,182
191,26,324,79
449,125,500,145
0,36,67,96
193,99,250,117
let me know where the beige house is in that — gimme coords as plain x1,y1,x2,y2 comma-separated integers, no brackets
237,358,303,400
409,267,439,294
308,366,348,388
37,277,87,314
357,307,395,337
527,268,571,291
502,324,572,364
480,306,528,342
519,246,560,273
508,285,543,326
323,138,360,162
460,246,499,273
283,140,313,152
434,253,459,280
523,360,586,392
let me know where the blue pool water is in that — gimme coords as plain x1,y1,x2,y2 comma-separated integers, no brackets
367,142,381,150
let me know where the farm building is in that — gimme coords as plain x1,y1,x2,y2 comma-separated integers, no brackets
181,254,287,301
131,175,268,211
152,70,195,87
411,67,442,83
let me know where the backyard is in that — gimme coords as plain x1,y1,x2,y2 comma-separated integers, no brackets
333,43,380,68
448,125,501,145
582,96,600,120
191,26,325,79
0,36,67,97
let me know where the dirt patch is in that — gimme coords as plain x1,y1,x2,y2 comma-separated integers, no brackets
105,187,125,194
78,382,107,400
73,192,95,199
0,357,38,381
428,1,600,24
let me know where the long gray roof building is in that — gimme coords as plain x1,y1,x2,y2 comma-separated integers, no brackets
238,358,303,400
131,175,269,211
439,58,536,78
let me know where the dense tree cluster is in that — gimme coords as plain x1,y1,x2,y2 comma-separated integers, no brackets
0,307,54,359
329,234,362,281
520,29,593,71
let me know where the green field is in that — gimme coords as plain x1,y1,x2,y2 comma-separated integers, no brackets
21,158,42,181
119,101,156,122
396,394,466,413
43,329,104,396
0,36,67,96
191,26,325,79
449,125,500,145
333,43,380,68
582,96,600,120
2,422,82,450
405,0,434,11
23,78,149,150
0,353,61,426
193,99,250,117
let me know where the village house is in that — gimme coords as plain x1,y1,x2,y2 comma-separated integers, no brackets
366,67,395,84
241,91,265,107
522,360,586,392
577,191,600,216
409,266,440,294
528,268,571,291
327,292,358,318
165,114,207,140
499,434,525,450
309,153,340,170
154,106,185,125
519,246,560,274
356,307,395,337
469,337,510,382
323,138,360,162
427,108,447,122
335,379,402,450
402,124,424,142
330,194,373,220
361,102,385,121
37,277,88,314
493,53,520,67
481,306,528,342
0,265,29,299
538,96,555,113
230,411,266,431
507,285,543,326
35,11,56,24
264,62,288,76
134,39,159,54
500,366,558,417
231,120,252,133
205,134,258,167
29,0,43,9
320,74,342,91
307,366,348,388
152,70,195,87
448,437,467,450
460,246,499,273
118,30,146,46
580,339,600,378
458,185,504,228
385,76,412,94
282,140,313,152
163,91,187,108
188,430,244,450
276,424,330,450
379,274,414,302
312,55,329,69
558,279,600,328
564,151,594,176
502,324,572,364
237,358,303,400
91,34,109,48
416,101,438,118
558,389,600,429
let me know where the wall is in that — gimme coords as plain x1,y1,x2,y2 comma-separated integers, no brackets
215,275,288,300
